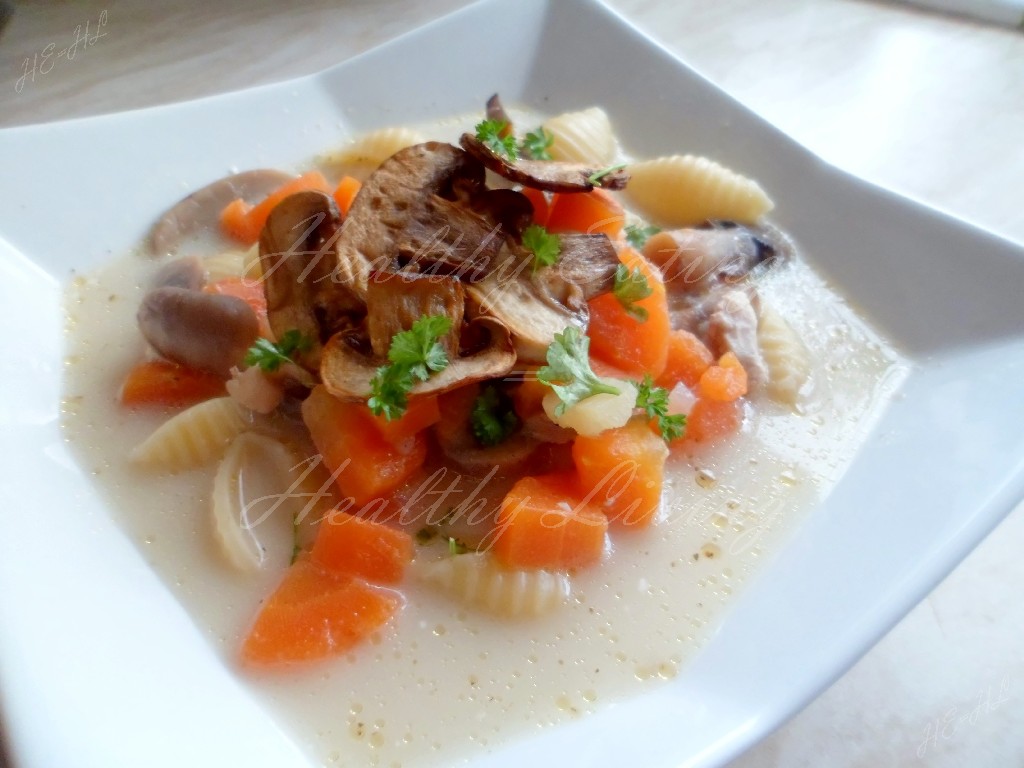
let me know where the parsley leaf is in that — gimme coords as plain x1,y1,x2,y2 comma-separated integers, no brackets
586,162,627,186
520,127,554,160
475,119,518,161
613,263,653,321
448,536,470,556
624,223,661,249
244,329,312,372
522,224,561,272
367,314,453,420
635,374,687,442
471,384,520,447
537,327,620,416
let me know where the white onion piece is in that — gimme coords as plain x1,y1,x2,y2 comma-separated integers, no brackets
211,433,315,571
542,378,638,437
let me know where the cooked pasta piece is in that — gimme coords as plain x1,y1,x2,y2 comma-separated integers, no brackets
320,127,428,178
624,155,773,228
130,396,249,471
757,304,811,406
417,552,571,617
204,245,261,283
542,107,618,165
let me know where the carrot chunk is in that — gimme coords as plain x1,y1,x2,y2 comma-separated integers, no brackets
587,246,670,378
546,189,624,238
492,473,608,570
220,171,331,245
657,330,714,390
302,386,427,507
311,510,413,585
698,352,748,402
369,395,440,445
240,559,400,666
520,187,550,226
332,176,362,217
511,369,549,420
572,419,669,527
682,398,743,444
119,359,226,408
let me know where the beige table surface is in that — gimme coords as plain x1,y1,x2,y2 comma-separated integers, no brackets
2,1,1022,766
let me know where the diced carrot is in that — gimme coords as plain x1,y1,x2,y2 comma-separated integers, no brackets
311,510,413,585
520,187,550,227
698,352,748,402
572,419,669,527
681,398,743,444
587,246,670,378
657,330,714,390
119,359,225,408
204,276,271,338
546,189,624,238
512,369,549,420
332,176,362,217
240,559,400,666
369,395,440,446
220,171,332,245
433,383,480,445
491,473,608,570
302,386,427,507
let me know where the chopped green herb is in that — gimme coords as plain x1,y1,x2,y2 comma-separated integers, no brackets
586,162,627,186
471,384,520,447
367,314,453,420
613,263,653,321
635,374,686,442
244,329,312,372
448,536,469,556
624,223,661,249
475,119,518,161
522,224,561,272
537,327,620,416
520,127,554,160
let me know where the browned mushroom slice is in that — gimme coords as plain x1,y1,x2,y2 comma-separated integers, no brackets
459,133,629,193
137,287,258,376
330,142,504,299
433,383,539,474
530,233,619,311
320,273,515,400
148,169,292,256
464,243,603,364
259,190,347,369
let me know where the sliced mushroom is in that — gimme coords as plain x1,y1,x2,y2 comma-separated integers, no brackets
152,255,206,291
148,169,292,256
529,233,619,312
485,93,513,134
137,287,259,376
459,133,629,193
463,243,597,364
433,383,538,474
320,273,516,400
259,190,346,369
326,142,505,302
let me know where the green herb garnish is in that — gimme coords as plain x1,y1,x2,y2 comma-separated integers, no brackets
522,224,561,272
471,384,520,447
586,162,627,186
475,119,518,161
624,223,661,249
537,327,620,416
244,329,312,372
613,264,653,321
635,374,686,442
520,127,554,160
448,536,469,556
367,314,453,420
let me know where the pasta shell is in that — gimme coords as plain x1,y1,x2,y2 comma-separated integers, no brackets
203,244,261,283
542,107,618,165
320,127,428,178
758,304,812,406
211,433,309,571
130,397,249,471
418,552,571,617
624,154,773,228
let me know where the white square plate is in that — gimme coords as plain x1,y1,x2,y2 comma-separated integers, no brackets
1,1,1023,766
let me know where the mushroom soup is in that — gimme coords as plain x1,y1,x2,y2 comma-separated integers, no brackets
62,102,906,767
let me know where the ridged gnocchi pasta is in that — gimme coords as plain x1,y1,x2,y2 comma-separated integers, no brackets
204,245,261,283
320,126,428,178
417,552,571,617
542,107,618,165
757,304,812,406
624,154,773,228
130,397,249,471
